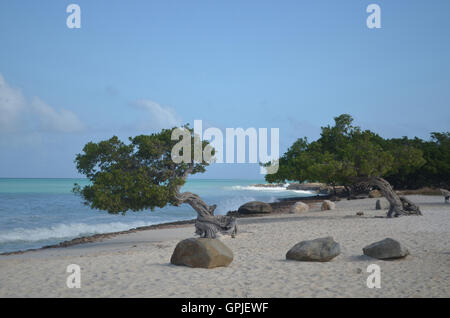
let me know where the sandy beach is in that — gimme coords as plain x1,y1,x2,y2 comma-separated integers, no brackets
0,195,449,298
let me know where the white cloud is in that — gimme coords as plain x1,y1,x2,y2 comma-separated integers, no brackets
31,97,85,133
0,73,26,131
133,99,182,130
0,73,84,133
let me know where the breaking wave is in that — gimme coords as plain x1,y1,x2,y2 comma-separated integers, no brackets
228,185,314,195
0,221,158,244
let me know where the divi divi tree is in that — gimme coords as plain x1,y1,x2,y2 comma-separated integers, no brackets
73,126,237,238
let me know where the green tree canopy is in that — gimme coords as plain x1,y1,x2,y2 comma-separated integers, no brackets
74,126,237,238
384,132,450,189
73,126,210,214
264,114,426,189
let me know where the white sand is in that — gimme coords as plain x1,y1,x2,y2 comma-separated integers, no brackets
0,195,449,297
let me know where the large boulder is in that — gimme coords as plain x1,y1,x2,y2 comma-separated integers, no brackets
238,201,272,214
363,238,409,260
321,200,335,211
286,237,341,262
170,238,233,268
289,201,309,213
375,199,389,210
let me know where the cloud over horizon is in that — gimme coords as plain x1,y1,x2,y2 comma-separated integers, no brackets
0,73,85,133
31,97,85,133
0,73,26,132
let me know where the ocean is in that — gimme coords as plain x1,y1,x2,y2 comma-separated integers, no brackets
0,178,313,254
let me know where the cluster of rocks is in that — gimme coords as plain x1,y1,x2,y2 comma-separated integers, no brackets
250,182,390,201
170,236,409,268
286,237,409,262
233,199,338,216
253,182,349,196
286,182,331,194
252,183,285,188
169,195,411,268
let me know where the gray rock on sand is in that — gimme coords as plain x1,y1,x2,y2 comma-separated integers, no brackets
238,201,273,214
286,237,341,262
170,238,233,268
363,238,409,260
289,201,309,213
321,200,335,211
375,199,389,210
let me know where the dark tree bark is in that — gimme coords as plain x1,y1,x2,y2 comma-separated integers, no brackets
174,166,237,239
356,177,422,217
175,191,237,238
344,185,351,199
441,188,450,203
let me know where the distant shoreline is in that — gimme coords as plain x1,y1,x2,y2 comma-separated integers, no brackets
0,218,197,256
0,184,442,256
0,195,326,256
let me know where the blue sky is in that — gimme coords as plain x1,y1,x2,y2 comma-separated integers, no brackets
0,0,449,178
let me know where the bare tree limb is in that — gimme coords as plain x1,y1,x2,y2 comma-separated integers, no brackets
174,164,237,238
355,177,422,217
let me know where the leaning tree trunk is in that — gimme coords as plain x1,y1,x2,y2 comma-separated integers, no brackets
173,164,237,238
175,191,237,238
172,164,237,239
357,177,421,218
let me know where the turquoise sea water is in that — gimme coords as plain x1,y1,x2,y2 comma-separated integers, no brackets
0,178,313,253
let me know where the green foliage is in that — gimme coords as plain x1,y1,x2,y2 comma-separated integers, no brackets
73,126,212,214
265,114,432,189
384,132,450,189
264,138,313,183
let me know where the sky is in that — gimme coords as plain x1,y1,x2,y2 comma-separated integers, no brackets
0,0,449,179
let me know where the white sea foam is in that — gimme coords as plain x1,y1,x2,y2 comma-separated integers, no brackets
215,196,258,214
228,185,314,195
0,221,157,243
229,185,287,191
